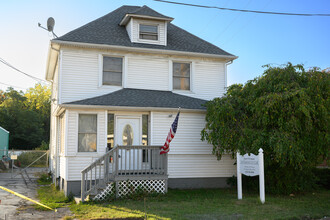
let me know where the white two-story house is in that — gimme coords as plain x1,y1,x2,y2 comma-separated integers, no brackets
46,5,238,197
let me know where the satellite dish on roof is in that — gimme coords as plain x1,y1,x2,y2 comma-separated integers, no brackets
38,17,58,38
47,17,55,32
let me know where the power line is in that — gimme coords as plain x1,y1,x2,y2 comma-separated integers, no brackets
0,81,28,90
153,0,330,17
213,0,254,41
0,57,48,83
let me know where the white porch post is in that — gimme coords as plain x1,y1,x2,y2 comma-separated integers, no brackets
237,152,242,200
258,148,265,204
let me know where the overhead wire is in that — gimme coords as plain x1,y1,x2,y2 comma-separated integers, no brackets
153,0,330,16
213,0,254,41
0,57,48,83
0,81,28,90
197,0,231,35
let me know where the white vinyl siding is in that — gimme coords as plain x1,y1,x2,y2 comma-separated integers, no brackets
59,48,226,103
126,19,133,41
152,112,212,154
59,156,67,179
126,56,169,90
65,109,107,181
173,61,226,100
168,154,236,178
63,110,235,181
151,111,236,178
60,49,121,103
67,156,101,180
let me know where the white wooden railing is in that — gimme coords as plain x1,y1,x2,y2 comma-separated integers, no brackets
81,145,168,202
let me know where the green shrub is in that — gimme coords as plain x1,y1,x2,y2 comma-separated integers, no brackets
313,168,330,189
34,141,49,150
202,64,329,194
17,151,47,167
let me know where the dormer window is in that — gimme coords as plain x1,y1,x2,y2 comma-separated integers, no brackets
139,24,158,41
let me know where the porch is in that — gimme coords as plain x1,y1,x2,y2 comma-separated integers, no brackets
81,145,168,202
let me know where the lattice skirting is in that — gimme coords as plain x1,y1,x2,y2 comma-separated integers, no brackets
118,179,166,197
93,182,115,201
94,179,166,201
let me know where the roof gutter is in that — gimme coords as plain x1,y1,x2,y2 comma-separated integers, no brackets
59,104,206,113
51,40,238,61
45,42,60,81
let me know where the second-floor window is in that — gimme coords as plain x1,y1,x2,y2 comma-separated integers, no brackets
103,56,123,86
139,24,158,41
173,62,190,90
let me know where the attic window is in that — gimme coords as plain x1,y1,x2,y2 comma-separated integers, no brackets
139,24,158,40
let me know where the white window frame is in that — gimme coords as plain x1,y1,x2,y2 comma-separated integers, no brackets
137,22,160,44
99,54,125,88
171,60,193,92
77,113,98,153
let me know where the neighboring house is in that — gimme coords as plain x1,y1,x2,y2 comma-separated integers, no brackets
46,5,238,197
0,126,9,158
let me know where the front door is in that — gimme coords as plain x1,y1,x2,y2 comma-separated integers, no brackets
115,116,141,171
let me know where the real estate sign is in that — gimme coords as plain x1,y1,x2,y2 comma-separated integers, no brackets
237,148,265,204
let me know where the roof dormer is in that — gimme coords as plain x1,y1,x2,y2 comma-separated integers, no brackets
120,6,174,46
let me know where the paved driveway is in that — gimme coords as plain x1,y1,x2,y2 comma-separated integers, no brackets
0,168,71,220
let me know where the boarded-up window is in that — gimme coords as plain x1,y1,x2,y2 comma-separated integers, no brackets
103,56,123,86
78,114,97,152
173,62,190,90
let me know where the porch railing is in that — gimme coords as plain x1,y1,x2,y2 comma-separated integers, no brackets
81,145,168,202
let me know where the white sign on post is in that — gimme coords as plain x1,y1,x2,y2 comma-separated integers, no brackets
237,148,265,204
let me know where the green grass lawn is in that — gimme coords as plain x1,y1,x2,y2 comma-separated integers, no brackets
37,184,330,220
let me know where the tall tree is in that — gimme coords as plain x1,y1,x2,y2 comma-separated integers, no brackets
0,84,51,150
202,63,329,193
25,84,51,144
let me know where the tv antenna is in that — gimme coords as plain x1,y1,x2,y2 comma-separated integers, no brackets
38,17,58,38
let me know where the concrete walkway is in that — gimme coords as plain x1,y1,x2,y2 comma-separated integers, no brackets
0,168,72,220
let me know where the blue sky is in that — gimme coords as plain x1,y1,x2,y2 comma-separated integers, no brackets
0,0,329,91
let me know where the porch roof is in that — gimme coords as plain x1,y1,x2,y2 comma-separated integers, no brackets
65,88,207,110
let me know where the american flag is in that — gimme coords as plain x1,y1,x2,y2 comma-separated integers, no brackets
160,111,180,155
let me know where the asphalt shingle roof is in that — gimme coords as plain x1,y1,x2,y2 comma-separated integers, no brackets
55,5,235,57
128,5,173,19
65,88,207,110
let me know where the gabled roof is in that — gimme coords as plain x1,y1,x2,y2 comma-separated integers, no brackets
54,5,236,58
129,5,173,20
120,5,174,25
64,88,207,110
